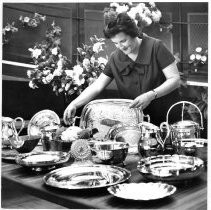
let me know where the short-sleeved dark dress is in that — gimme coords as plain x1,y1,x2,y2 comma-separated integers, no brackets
103,33,181,126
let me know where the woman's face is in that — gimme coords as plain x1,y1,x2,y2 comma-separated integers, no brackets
111,32,137,55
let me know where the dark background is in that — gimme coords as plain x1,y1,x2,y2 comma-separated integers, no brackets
2,2,208,138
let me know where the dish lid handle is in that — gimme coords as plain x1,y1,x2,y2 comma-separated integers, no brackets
166,101,204,129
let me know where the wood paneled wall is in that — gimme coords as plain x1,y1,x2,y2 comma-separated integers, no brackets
2,2,208,121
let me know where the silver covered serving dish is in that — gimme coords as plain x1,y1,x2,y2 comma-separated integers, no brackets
43,164,131,189
108,182,176,201
137,154,204,183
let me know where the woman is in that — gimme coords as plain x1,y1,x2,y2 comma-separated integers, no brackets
63,12,181,126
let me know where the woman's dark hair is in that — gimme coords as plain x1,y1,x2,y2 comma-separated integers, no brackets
103,12,140,39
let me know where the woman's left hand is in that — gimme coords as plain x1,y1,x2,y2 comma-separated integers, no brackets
129,92,154,110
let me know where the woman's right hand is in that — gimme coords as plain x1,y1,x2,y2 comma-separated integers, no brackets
63,103,77,125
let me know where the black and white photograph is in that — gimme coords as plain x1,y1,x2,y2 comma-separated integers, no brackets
1,0,209,209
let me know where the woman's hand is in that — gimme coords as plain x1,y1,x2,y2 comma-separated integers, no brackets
129,91,154,110
63,103,77,125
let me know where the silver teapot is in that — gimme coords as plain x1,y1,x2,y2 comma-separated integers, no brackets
1,117,25,147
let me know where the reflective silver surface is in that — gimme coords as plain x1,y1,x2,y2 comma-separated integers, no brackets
91,141,129,164
27,110,60,136
16,151,70,167
137,154,204,183
108,182,176,200
43,164,131,189
79,99,143,139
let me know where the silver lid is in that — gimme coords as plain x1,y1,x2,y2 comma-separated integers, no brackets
172,120,199,128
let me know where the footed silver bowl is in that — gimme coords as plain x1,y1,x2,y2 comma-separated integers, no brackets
91,141,129,164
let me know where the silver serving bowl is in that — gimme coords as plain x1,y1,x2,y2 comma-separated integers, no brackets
91,141,129,164
42,138,73,153
9,135,41,153
137,154,204,183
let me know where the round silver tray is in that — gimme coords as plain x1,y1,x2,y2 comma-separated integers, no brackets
137,154,204,183
108,182,176,201
15,151,70,168
27,110,60,136
43,164,131,189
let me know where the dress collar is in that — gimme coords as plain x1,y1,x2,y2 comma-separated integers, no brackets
113,33,155,72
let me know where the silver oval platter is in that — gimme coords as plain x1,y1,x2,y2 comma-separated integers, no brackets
43,164,131,189
16,151,69,168
107,182,176,200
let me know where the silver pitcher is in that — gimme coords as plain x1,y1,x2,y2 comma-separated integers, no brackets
137,121,170,158
1,116,25,147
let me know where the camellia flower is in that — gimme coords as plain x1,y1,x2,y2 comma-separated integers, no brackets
45,74,54,83
64,70,73,77
195,54,201,60
28,48,42,59
23,17,30,23
83,58,91,70
90,56,96,65
73,65,83,75
190,54,196,60
43,70,51,76
149,1,156,7
27,70,33,78
42,77,48,84
201,55,207,62
71,65,85,86
29,81,38,89
98,57,108,66
151,10,162,22
53,69,63,77
51,47,58,55
127,7,137,20
195,47,202,53
143,16,153,26
116,4,129,13
93,42,104,53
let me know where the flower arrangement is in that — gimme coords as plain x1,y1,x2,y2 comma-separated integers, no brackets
2,22,18,45
189,47,208,72
76,35,108,85
27,22,107,97
104,2,162,29
19,12,46,27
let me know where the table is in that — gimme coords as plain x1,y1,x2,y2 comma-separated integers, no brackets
1,146,207,209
